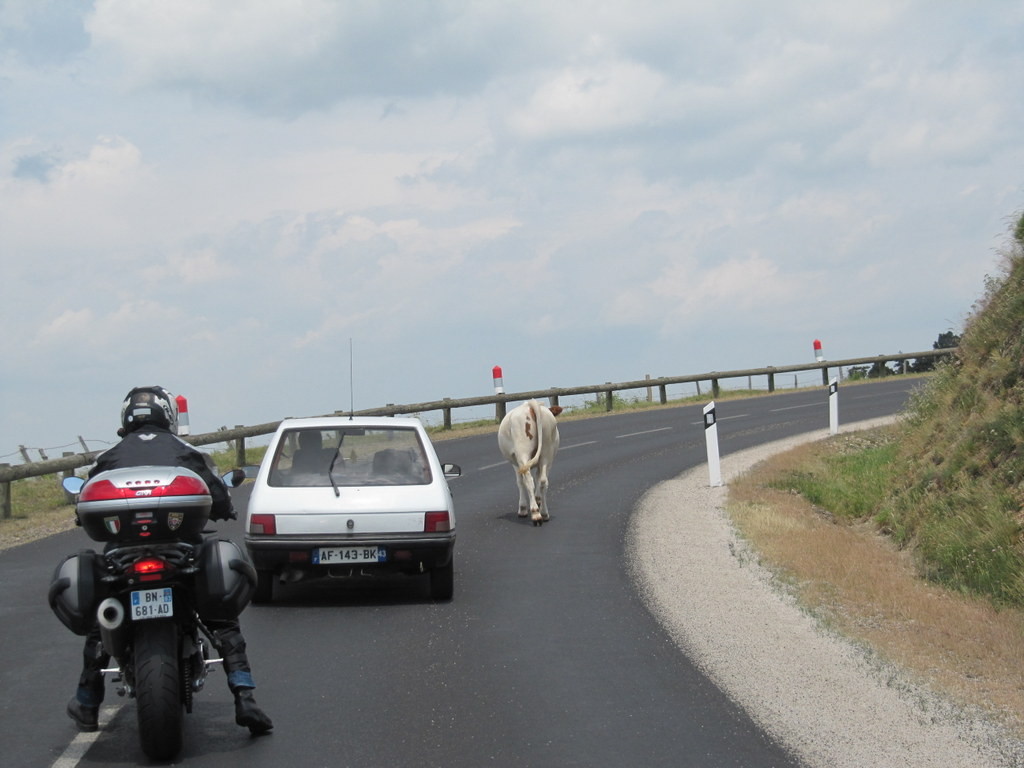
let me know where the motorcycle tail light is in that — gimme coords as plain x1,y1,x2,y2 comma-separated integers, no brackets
79,479,121,501
161,475,210,496
132,557,170,582
424,511,450,533
249,514,277,535
80,474,210,500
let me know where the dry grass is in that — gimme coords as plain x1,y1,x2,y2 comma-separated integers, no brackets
729,442,1024,734
0,476,78,552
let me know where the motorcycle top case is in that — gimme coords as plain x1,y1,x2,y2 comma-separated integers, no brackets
49,549,106,635
76,466,212,543
194,538,256,621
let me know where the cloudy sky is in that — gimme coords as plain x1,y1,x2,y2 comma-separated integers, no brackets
2,1,1023,460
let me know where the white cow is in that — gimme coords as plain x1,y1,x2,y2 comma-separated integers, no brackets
497,399,563,525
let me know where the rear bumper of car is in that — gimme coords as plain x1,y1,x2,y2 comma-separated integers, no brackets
245,532,455,574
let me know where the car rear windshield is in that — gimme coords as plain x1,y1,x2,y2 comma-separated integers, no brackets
267,426,433,488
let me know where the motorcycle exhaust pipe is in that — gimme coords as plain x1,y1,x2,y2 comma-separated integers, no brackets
96,598,128,659
97,597,124,630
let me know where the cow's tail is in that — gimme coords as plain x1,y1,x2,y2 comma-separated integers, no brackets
523,400,544,472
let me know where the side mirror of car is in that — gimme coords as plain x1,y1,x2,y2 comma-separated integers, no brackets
442,463,462,479
62,476,85,495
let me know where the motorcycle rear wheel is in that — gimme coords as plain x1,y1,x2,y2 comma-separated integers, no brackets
134,620,184,760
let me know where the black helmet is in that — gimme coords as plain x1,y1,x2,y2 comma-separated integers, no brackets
120,386,179,434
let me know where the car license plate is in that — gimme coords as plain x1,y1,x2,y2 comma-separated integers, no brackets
313,547,386,565
130,588,174,620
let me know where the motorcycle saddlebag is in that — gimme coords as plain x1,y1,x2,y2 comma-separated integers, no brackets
48,550,105,635
194,539,256,621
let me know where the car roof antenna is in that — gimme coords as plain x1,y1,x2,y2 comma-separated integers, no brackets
348,337,355,420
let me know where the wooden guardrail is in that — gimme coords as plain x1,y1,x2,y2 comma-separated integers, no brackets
0,348,954,518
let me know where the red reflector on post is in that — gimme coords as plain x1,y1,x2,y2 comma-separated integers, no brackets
424,512,450,533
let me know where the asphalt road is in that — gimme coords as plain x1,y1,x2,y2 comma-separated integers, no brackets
1,378,923,767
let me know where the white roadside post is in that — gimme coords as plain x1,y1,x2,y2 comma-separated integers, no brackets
829,377,839,435
175,394,190,436
703,401,723,487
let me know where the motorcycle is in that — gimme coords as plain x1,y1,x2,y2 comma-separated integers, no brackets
49,466,255,761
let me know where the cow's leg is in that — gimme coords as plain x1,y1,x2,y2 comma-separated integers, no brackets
536,464,551,522
526,467,545,524
516,466,536,518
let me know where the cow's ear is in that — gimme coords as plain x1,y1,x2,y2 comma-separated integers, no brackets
549,406,563,417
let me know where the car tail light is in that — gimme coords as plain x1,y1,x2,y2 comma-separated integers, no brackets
424,511,450,533
132,557,170,583
250,514,277,535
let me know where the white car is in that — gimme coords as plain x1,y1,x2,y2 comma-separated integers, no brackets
243,416,460,602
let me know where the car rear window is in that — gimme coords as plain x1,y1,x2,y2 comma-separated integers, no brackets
267,426,432,488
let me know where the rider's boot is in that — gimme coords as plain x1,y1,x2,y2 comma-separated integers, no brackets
233,688,274,734
66,684,103,732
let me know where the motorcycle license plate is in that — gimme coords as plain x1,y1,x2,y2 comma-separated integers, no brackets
313,547,386,564
130,588,174,620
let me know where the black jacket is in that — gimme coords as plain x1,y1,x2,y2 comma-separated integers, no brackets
89,426,235,521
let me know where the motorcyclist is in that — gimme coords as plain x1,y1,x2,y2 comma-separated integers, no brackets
66,386,273,735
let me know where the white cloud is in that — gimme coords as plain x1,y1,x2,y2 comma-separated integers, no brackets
142,247,236,286
0,136,151,256
1,0,1022,453
87,0,340,80
611,253,808,330
506,59,667,139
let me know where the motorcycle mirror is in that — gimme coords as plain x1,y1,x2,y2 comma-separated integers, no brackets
222,469,246,488
62,476,85,495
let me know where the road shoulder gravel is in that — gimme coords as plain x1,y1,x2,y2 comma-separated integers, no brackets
629,418,1024,768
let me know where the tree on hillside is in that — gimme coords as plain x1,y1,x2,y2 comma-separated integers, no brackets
912,331,961,372
867,359,894,378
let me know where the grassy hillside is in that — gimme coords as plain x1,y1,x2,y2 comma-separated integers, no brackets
765,212,1024,607
881,216,1024,605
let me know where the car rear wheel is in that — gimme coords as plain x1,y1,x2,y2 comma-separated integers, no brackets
429,558,454,601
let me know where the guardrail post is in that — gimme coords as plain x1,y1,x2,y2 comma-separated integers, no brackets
604,386,613,412
712,378,720,398
550,394,560,408
61,452,77,505
0,465,10,519
234,428,246,466
767,372,775,393
658,384,667,404
443,399,452,430
495,401,506,422
821,366,829,386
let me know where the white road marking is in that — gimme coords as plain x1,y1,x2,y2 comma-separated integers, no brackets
771,402,818,412
50,704,122,768
689,413,749,425
616,427,672,439
477,440,597,471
